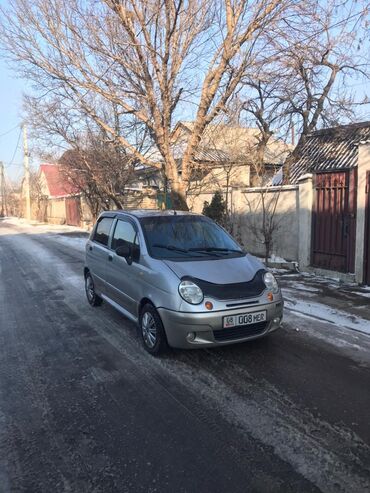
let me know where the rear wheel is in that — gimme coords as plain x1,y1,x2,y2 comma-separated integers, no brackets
139,304,168,355
85,272,103,307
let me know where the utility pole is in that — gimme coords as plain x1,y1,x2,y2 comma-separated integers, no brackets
0,161,5,217
22,123,31,221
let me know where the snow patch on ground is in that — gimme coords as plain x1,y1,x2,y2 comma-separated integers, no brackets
289,282,321,293
347,291,370,299
49,234,88,252
268,254,288,263
3,217,87,235
283,290,370,336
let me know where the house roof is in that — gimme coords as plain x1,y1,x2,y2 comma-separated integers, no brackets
172,121,292,165
40,163,79,198
290,121,370,183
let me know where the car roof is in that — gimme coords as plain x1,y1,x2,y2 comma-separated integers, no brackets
100,209,201,219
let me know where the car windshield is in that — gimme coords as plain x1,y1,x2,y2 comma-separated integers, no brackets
140,215,245,260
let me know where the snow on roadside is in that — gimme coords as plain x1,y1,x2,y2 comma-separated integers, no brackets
2,217,89,251
2,216,88,235
283,289,370,336
347,291,370,299
287,283,321,293
268,253,288,263
48,233,88,252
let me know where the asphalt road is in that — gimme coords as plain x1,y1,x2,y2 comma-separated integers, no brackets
0,219,370,493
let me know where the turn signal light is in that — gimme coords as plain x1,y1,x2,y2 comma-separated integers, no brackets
267,292,274,302
205,301,213,310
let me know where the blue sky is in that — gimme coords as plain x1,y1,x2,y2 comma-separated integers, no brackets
0,56,29,182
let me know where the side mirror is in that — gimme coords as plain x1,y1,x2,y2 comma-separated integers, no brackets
116,244,132,264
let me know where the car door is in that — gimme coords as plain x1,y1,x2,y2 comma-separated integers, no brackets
86,216,114,294
105,218,142,316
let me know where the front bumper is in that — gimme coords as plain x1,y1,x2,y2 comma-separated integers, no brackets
158,301,283,349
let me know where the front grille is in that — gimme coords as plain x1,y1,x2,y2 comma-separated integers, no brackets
213,321,268,342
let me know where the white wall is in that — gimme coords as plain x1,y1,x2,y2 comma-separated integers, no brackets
231,185,300,261
355,143,370,283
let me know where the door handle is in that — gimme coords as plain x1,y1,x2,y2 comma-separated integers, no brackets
108,254,113,261
89,246,93,251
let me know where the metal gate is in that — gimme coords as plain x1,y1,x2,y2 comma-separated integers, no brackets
364,171,370,285
311,170,357,273
65,197,81,227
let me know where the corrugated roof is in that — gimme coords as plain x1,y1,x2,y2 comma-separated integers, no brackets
290,121,370,183
40,163,79,197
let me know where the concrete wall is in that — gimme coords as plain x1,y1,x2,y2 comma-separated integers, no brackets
297,175,313,269
231,185,300,261
188,192,217,213
188,184,301,262
355,143,370,283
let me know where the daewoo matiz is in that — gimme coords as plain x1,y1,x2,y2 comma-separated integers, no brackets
84,210,283,355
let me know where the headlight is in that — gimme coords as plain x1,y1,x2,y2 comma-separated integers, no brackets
263,272,279,293
178,280,204,304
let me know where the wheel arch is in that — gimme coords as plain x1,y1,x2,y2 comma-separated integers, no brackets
138,297,155,319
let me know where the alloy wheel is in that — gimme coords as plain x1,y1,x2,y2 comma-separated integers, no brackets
141,312,157,348
86,275,95,302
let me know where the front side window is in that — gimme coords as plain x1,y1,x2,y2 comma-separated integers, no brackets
140,215,244,261
93,217,114,246
112,220,140,260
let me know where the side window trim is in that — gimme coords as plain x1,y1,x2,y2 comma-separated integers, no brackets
111,218,141,262
108,218,119,250
111,218,139,251
92,216,114,248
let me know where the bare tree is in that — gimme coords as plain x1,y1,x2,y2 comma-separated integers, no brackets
24,96,145,219
235,0,370,181
58,141,137,220
0,0,297,209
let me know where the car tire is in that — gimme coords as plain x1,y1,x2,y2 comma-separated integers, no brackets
85,272,103,307
139,304,168,355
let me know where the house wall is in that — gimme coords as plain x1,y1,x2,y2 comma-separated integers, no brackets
47,197,67,224
80,197,94,228
121,188,158,210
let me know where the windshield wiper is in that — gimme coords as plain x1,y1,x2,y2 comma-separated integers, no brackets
189,247,244,254
152,244,224,257
152,243,189,253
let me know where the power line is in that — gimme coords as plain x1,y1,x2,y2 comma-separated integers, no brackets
7,127,22,167
3,162,24,168
0,124,19,139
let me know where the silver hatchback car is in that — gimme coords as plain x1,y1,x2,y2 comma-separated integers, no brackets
84,210,283,354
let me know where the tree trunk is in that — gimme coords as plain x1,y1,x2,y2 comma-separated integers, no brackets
264,241,270,266
170,179,189,211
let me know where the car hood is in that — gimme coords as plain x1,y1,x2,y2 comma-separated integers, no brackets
163,254,265,284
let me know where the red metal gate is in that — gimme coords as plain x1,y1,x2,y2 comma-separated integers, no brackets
364,171,370,285
65,197,81,227
311,170,357,273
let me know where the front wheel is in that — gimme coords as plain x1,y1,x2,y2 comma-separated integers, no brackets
139,304,168,355
85,272,103,307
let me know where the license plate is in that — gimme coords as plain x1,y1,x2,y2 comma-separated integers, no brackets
223,310,266,328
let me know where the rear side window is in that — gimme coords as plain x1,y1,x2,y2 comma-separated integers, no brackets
93,217,114,246
111,220,139,250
